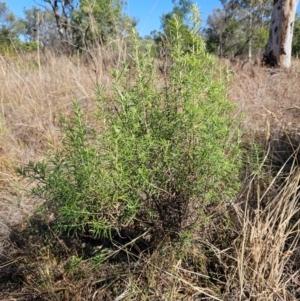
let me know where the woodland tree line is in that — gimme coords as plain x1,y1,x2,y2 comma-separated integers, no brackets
0,0,300,65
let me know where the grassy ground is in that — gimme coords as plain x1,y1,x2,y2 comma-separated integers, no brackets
0,49,300,300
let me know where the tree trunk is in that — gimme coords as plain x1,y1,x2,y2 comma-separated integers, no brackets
264,0,299,68
248,1,253,62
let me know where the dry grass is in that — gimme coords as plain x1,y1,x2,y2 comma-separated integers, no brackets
225,153,300,300
0,50,300,300
227,59,300,134
0,51,110,234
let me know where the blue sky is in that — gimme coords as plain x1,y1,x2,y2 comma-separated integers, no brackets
125,0,222,36
7,0,222,36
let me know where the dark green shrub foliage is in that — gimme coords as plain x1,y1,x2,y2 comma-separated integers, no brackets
20,9,241,240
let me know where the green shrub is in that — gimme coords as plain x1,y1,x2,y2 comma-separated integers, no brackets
20,41,38,52
0,41,38,57
19,9,241,240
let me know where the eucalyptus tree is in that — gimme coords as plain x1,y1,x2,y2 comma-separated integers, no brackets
0,2,19,50
205,6,240,57
40,0,134,51
237,0,272,60
42,0,74,42
264,0,299,68
71,0,134,47
205,0,272,58
18,7,58,48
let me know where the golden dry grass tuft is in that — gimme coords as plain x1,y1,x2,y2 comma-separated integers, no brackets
225,154,300,300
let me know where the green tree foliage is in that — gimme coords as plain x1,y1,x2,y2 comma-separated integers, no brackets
205,8,240,57
0,2,19,54
19,7,55,42
20,8,241,241
40,0,134,50
72,0,134,46
292,13,300,57
17,7,58,51
205,0,272,58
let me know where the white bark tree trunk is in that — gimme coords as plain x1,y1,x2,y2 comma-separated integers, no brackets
264,0,299,68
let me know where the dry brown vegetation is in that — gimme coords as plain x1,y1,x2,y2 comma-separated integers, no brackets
0,52,94,229
228,60,300,134
0,49,300,300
